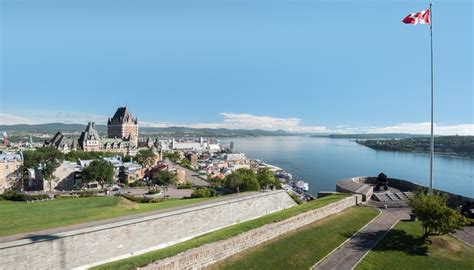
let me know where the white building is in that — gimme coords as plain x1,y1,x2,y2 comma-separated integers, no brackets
225,153,246,161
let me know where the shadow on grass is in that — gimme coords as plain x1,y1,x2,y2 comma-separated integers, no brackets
371,229,428,256
339,226,428,256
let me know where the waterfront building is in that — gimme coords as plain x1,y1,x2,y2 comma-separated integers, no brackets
107,107,139,146
225,153,246,161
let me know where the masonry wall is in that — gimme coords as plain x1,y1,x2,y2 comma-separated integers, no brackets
143,195,362,270
0,191,296,270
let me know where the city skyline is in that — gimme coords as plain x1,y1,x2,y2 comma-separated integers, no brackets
1,0,473,135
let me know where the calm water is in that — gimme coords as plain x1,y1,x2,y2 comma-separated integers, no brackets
221,136,474,198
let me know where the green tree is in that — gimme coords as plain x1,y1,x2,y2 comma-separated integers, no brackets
23,148,64,192
163,151,181,163
135,149,156,168
409,191,466,236
191,188,216,198
225,168,260,192
256,168,280,190
152,170,177,186
207,177,225,188
65,150,123,162
82,159,115,189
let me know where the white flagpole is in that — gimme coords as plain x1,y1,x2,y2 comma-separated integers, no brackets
429,2,434,195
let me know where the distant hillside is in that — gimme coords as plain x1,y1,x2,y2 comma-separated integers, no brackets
0,123,101,133
312,133,430,139
0,123,292,137
357,136,474,157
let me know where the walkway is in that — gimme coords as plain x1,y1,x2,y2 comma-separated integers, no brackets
453,227,474,247
313,206,410,270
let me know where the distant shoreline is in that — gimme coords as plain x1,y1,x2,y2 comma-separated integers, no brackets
356,136,474,159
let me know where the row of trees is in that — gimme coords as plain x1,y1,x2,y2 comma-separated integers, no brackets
223,168,281,192
20,148,158,191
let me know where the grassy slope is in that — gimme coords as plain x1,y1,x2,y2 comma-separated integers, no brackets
0,196,210,237
212,206,379,270
93,194,349,270
356,221,474,270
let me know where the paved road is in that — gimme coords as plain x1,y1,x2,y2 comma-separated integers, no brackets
453,226,474,247
0,191,259,244
313,206,410,270
177,165,211,187
163,159,210,187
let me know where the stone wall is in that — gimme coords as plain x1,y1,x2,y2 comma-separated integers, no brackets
337,176,473,206
0,191,296,270
143,195,362,270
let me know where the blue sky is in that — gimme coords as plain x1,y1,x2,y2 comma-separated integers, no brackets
1,0,472,134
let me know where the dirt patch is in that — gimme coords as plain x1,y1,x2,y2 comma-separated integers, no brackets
117,197,140,210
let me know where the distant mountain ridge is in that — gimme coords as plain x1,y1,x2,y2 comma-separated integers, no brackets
0,123,451,138
0,123,292,137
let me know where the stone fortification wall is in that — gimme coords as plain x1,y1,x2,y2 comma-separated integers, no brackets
143,195,362,270
337,176,473,206
0,191,296,270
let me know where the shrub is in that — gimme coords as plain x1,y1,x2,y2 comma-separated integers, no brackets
129,181,146,187
224,168,260,192
147,188,161,195
191,188,217,198
121,194,163,203
289,193,304,205
176,182,193,189
2,190,50,201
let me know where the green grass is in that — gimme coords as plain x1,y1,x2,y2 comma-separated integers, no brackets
211,206,379,270
93,194,349,270
356,220,474,270
0,196,211,237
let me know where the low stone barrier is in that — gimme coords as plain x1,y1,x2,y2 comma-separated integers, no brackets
337,176,473,206
144,195,362,270
0,191,296,270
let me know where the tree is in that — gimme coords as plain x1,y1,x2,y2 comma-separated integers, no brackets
82,159,115,189
152,170,177,186
191,188,216,198
256,168,280,190
23,148,64,192
225,168,260,192
409,191,466,236
135,149,156,168
163,151,180,163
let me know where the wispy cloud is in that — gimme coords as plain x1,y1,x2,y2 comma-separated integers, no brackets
0,113,33,125
0,112,108,125
1,111,472,135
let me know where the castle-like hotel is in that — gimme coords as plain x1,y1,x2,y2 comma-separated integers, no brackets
45,107,139,155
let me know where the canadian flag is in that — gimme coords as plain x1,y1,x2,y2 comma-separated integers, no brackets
402,9,430,25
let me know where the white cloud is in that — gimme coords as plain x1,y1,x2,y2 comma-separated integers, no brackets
141,113,328,132
1,111,472,135
0,113,34,125
0,111,108,125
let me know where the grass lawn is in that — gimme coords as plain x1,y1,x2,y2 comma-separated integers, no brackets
0,196,212,237
210,206,379,270
93,194,349,270
356,220,474,270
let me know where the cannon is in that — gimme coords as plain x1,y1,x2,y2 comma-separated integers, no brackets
376,172,389,191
